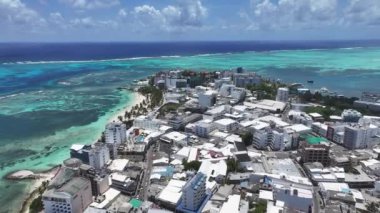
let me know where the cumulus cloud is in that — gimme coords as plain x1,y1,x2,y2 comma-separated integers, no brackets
132,0,207,32
247,0,337,30
343,0,380,26
61,0,119,9
0,0,45,27
69,17,118,29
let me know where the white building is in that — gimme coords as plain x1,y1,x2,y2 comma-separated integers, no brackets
160,131,188,146
219,194,241,213
43,177,92,213
194,120,215,138
276,87,289,103
133,115,162,131
253,128,289,151
157,179,187,207
253,129,269,149
273,185,313,212
219,84,235,97
342,109,362,122
288,110,313,127
199,90,217,108
203,105,230,121
268,130,289,151
214,118,239,132
233,73,261,88
231,87,246,102
343,124,379,149
90,143,110,171
105,122,126,144
198,160,227,184
312,122,328,137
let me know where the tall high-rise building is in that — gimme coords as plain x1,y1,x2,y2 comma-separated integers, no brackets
276,87,289,103
70,143,110,171
43,177,92,213
179,172,207,212
105,122,126,144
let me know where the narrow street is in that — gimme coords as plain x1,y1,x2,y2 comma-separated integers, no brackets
139,145,154,201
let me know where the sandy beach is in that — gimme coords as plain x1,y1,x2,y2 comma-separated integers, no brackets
108,92,146,123
17,166,61,213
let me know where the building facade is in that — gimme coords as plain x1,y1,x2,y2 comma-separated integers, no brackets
105,122,127,144
276,87,289,103
43,177,92,213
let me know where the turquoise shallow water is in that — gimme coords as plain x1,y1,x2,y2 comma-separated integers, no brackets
0,47,380,212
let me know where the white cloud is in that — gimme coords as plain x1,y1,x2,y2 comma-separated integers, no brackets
0,0,45,27
343,0,380,26
247,0,338,30
118,8,127,18
61,0,119,9
69,17,118,29
50,12,64,24
132,0,207,32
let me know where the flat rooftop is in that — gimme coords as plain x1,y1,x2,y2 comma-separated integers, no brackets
244,99,286,112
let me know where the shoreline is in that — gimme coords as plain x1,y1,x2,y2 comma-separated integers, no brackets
108,91,146,123
14,166,60,213
16,90,145,213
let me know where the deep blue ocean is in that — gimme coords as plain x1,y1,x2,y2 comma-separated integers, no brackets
1,40,380,63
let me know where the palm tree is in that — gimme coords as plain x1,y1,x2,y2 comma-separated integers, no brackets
366,202,380,213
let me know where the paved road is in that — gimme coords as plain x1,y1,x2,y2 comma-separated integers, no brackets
313,186,323,213
139,145,154,201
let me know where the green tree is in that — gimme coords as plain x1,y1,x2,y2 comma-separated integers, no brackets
29,195,43,213
183,160,201,171
241,132,253,146
253,200,267,213
366,202,380,213
226,158,238,173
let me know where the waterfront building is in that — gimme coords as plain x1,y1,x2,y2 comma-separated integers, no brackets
233,73,261,88
133,115,162,131
354,92,380,112
275,87,289,103
70,143,110,171
341,109,362,122
43,177,92,213
105,122,126,144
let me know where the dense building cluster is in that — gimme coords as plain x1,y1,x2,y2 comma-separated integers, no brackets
41,68,380,213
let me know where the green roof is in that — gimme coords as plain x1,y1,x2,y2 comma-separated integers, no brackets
305,135,326,145
129,198,142,208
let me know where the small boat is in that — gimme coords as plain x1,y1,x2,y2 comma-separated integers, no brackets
307,80,314,84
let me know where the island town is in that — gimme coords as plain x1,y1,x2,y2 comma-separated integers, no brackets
18,68,380,213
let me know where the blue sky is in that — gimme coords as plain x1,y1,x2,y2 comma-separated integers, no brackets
1,0,380,41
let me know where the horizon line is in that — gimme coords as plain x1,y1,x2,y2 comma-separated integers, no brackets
1,39,380,44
